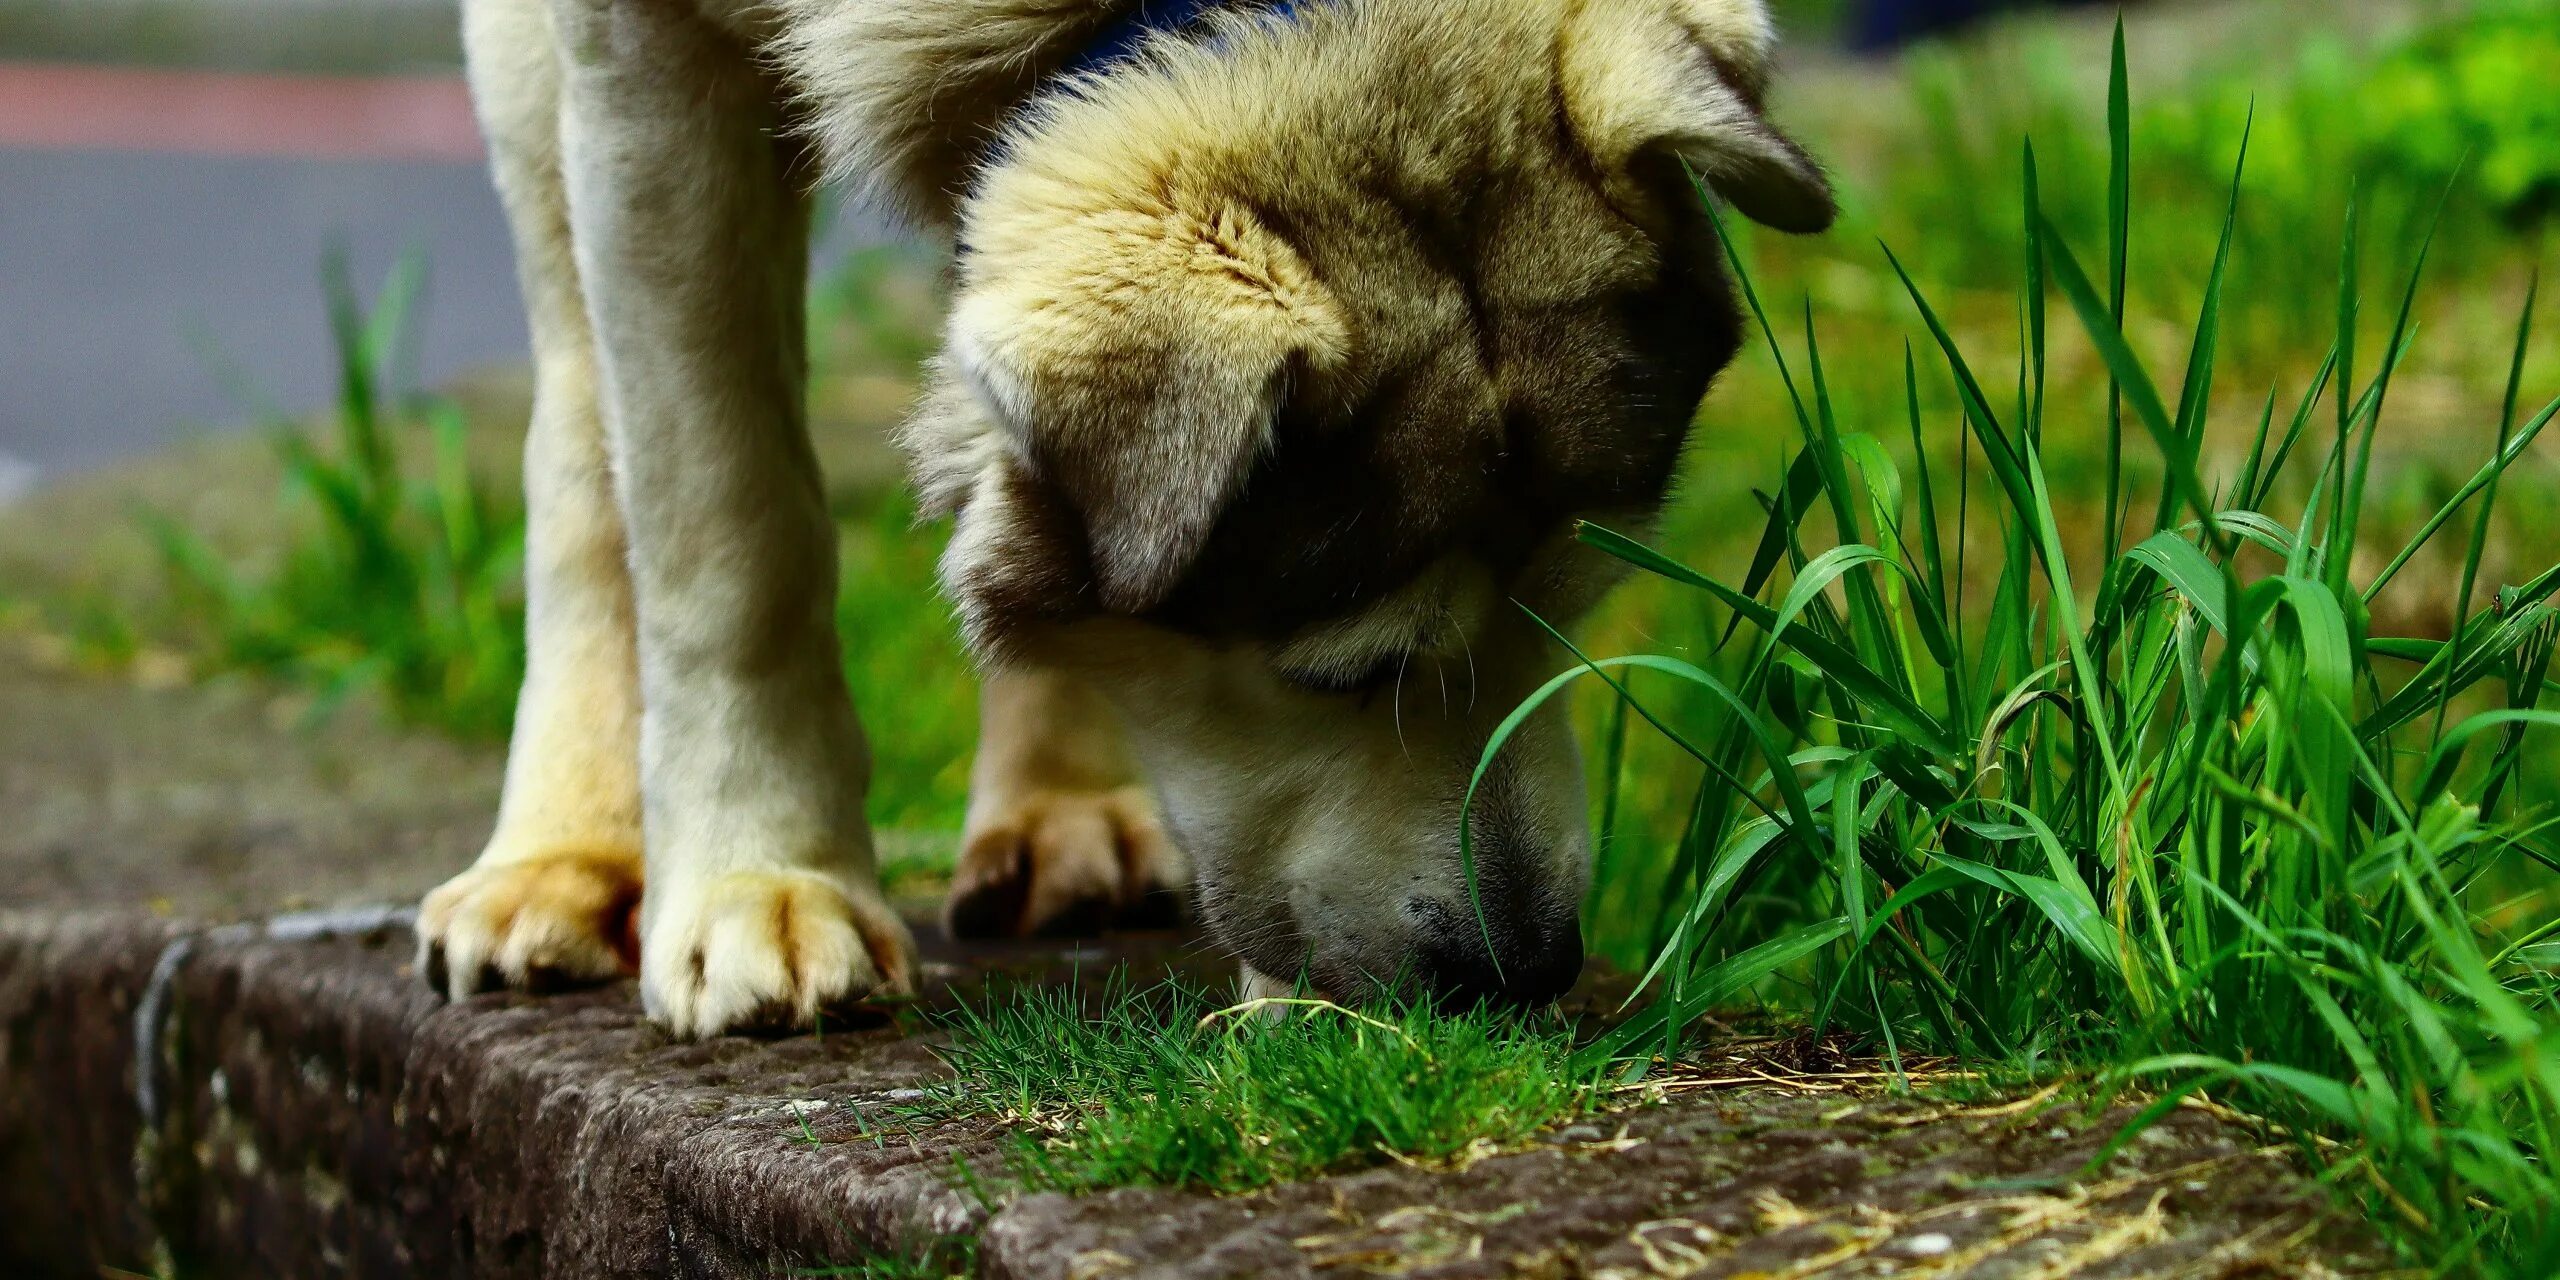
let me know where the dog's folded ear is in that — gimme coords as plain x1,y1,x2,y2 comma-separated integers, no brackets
944,201,1352,613
1562,0,1837,234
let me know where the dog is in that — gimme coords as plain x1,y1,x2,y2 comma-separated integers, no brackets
417,0,1834,1038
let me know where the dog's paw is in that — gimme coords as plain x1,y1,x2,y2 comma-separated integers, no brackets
418,849,644,997
946,786,1187,939
641,869,916,1040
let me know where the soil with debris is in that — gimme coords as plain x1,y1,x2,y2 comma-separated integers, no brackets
989,1080,2385,1279
0,647,502,917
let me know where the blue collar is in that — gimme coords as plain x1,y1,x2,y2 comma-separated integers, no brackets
1053,0,1310,83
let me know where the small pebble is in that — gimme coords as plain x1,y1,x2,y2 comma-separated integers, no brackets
1900,1233,1954,1257
1555,1125,1607,1144
884,1088,930,1102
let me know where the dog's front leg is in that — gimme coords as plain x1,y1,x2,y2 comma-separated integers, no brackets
546,0,910,1036
945,667,1187,938
419,0,647,999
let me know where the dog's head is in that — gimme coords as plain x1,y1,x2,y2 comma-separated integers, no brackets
904,0,1832,1004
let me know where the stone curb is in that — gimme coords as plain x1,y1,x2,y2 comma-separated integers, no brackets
1,909,2388,1278
0,909,1125,1277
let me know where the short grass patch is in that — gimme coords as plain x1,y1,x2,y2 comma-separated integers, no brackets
923,977,1604,1196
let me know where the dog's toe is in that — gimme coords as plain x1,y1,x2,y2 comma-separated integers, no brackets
416,849,643,998
945,786,1186,939
641,870,915,1039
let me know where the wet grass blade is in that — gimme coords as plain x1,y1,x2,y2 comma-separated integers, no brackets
2102,22,2129,565
1578,523,1959,757
2334,177,2456,596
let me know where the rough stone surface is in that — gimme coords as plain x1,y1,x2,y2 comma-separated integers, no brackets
2,906,2389,1278
0,908,1196,1277
0,912,179,1275
0,650,502,918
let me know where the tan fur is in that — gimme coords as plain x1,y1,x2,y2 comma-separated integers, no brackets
426,0,650,997
420,848,642,988
425,0,921,1039
915,0,1828,647
766,0,1125,232
432,0,1829,1034
948,668,1187,937
906,0,1830,1003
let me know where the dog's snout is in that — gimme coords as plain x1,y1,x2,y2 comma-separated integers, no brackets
1410,900,1583,1010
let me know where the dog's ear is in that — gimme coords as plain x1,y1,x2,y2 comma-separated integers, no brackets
1561,0,1836,234
946,201,1352,613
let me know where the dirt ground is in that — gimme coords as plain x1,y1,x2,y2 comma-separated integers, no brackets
0,645,500,915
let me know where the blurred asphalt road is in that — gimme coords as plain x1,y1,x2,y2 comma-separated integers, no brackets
1,148,530,478
0,60,892,500
0,61,521,491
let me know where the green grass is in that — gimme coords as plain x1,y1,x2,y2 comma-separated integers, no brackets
920,976,1603,1195
1534,23,2560,1275
144,249,526,738
1849,0,2560,362
833,491,976,833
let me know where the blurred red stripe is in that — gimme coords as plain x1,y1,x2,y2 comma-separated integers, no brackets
0,61,482,161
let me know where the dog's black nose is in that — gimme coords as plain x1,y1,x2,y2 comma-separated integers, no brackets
1415,912,1584,1010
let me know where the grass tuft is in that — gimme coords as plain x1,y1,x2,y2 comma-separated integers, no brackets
926,976,1604,1195
145,249,525,737
1534,34,2560,1277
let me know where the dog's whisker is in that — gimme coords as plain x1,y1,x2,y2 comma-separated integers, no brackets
1459,627,1479,715
1392,648,1413,759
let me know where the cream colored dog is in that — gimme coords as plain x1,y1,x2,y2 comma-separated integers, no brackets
418,0,1834,1038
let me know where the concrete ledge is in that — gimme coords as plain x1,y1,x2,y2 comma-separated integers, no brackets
0,912,179,1274
1,909,2388,1278
0,909,1165,1277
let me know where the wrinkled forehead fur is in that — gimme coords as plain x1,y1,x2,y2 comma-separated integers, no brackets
772,0,1833,678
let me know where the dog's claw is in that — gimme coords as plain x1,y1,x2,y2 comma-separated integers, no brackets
946,785,1186,939
416,849,644,999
